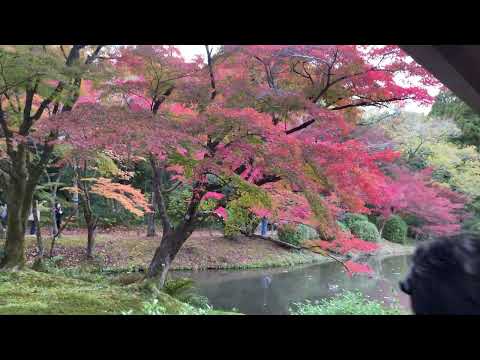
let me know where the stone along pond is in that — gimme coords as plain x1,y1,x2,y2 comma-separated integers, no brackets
175,254,413,315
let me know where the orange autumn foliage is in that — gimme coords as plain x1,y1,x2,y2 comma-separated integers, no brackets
64,178,151,217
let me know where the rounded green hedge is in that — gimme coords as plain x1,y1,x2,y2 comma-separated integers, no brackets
296,224,319,241
343,213,369,229
278,224,319,245
278,224,303,245
337,221,349,232
350,221,381,242
383,215,408,244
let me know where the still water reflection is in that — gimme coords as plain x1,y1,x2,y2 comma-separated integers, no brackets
175,255,413,315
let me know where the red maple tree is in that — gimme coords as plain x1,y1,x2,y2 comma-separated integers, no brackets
39,45,439,287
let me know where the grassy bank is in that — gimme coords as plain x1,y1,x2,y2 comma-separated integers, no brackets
0,269,239,315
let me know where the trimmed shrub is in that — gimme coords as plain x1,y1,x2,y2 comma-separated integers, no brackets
367,214,381,228
336,221,349,232
278,224,303,245
296,224,319,241
278,224,319,245
349,221,381,242
343,213,369,229
383,215,408,244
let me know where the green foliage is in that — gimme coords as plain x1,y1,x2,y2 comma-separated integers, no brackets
0,270,144,315
94,152,122,177
137,298,234,315
383,217,406,242
343,213,369,229
349,221,381,242
163,277,210,309
163,277,195,297
224,176,271,237
383,215,407,244
296,224,319,240
336,221,349,232
401,214,425,240
426,142,480,197
224,203,260,237
277,223,319,245
141,298,168,315
166,186,192,225
290,291,405,315
430,90,480,149
278,224,303,245
130,159,154,193
464,218,480,233
0,268,234,315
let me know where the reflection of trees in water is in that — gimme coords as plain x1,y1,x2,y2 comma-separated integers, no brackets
188,255,413,315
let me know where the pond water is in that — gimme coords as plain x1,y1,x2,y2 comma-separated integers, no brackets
174,255,413,315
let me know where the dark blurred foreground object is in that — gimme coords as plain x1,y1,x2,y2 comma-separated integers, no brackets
400,46,480,116
400,233,480,315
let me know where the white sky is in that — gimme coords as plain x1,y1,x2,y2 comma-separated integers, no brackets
176,45,214,62
176,45,437,114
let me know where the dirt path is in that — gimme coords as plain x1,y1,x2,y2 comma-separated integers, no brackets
2,228,415,270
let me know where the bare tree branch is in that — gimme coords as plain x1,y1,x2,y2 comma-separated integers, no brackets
205,45,217,100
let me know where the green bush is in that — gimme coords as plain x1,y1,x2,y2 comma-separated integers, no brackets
163,277,211,309
224,203,260,237
296,224,319,240
277,224,303,245
137,298,215,315
383,215,408,244
336,221,349,232
349,221,381,242
290,291,405,315
367,214,381,228
278,224,319,245
343,213,369,229
466,220,480,233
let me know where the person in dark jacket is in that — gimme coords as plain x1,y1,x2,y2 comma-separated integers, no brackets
54,203,63,233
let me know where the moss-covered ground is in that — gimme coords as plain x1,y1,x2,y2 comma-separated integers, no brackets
0,268,239,315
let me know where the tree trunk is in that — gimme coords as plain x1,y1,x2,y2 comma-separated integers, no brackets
146,190,156,237
86,223,96,259
32,200,43,259
82,195,97,259
51,206,58,236
145,159,204,289
72,166,80,224
0,221,5,240
0,147,34,270
147,227,193,288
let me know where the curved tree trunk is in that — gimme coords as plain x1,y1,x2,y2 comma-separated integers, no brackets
145,158,204,289
147,226,193,288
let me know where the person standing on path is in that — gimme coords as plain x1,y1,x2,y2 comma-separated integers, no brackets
28,202,40,235
260,216,268,237
54,203,63,236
